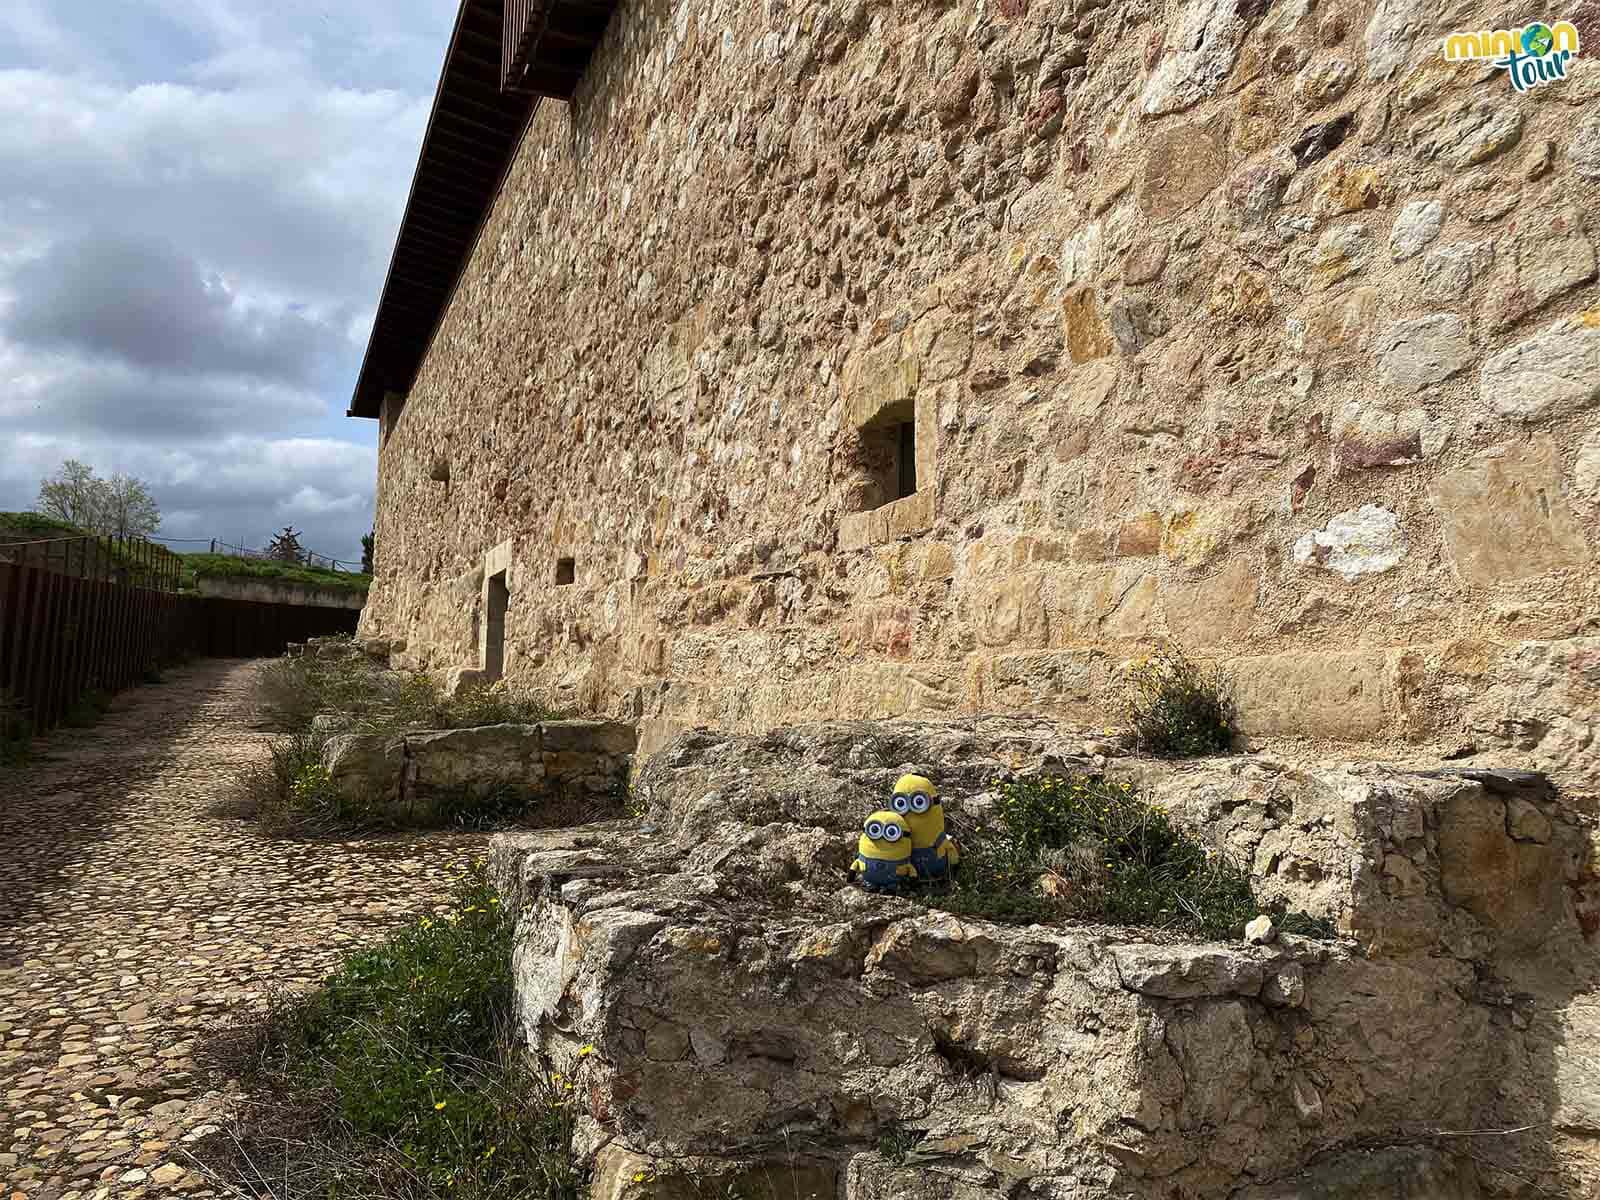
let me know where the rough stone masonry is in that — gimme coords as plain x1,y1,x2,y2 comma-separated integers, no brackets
358,0,1600,793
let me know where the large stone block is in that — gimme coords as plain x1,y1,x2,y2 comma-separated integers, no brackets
1429,437,1590,586
409,724,546,797
1232,651,1390,738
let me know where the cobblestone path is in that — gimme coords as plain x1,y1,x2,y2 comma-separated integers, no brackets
0,660,490,1200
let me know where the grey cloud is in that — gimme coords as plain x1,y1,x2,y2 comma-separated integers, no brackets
5,233,352,385
0,433,376,563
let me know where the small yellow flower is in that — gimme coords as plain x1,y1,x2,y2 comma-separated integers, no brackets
435,1101,448,1110
634,1174,646,1183
577,1044,595,1056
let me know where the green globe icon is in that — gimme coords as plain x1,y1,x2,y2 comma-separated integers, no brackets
1522,23,1554,55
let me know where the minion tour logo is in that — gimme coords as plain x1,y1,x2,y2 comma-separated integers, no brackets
1443,20,1581,90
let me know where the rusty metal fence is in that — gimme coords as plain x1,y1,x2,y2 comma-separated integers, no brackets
0,535,359,741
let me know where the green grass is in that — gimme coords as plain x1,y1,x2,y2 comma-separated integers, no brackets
0,511,85,539
254,648,557,738
197,865,586,1200
226,652,569,835
179,551,371,593
923,773,1335,939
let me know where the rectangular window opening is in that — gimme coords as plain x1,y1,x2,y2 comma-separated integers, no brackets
485,570,509,682
896,420,917,500
555,557,575,586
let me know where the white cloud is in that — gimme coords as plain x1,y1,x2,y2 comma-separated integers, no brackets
0,1,456,561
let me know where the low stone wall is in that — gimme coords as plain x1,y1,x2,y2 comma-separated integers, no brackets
196,575,365,610
491,718,1600,1199
321,719,636,826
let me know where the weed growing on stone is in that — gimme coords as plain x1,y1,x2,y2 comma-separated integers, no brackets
875,1124,923,1165
1118,647,1237,758
193,863,586,1200
925,774,1327,939
254,651,557,738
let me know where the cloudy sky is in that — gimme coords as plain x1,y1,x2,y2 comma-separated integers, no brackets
0,0,457,565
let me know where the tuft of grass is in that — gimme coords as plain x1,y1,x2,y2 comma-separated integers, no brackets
193,864,586,1200
1118,647,1237,759
876,1125,922,1165
923,773,1330,940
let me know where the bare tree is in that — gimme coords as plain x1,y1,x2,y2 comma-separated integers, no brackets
35,460,161,537
98,473,161,538
35,460,104,529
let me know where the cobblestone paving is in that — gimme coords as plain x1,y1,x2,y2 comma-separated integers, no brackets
0,660,490,1199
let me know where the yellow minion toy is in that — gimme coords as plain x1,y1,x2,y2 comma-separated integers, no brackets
851,811,919,893
890,773,960,882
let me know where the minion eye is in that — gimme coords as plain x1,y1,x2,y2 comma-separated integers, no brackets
883,823,903,842
866,820,884,839
909,794,930,813
890,795,910,814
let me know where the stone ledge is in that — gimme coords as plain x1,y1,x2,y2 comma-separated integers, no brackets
839,491,934,551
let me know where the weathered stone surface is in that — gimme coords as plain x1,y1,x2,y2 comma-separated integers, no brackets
1364,0,1429,79
1233,1147,1482,1198
359,0,1600,841
1388,198,1443,260
1293,505,1408,579
1429,438,1591,586
1411,103,1524,169
1232,651,1389,738
1480,313,1600,421
1110,943,1265,997
1375,315,1471,393
1141,0,1258,115
1464,638,1600,800
1138,119,1229,219
1576,431,1600,498
489,720,1596,1200
1484,204,1597,330
322,720,633,821
1572,108,1600,180
1419,239,1494,301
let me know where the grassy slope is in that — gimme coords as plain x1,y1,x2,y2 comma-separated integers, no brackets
179,552,371,594
0,514,369,592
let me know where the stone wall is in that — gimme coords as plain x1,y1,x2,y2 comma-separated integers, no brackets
359,0,1600,792
489,720,1600,1197
196,575,366,610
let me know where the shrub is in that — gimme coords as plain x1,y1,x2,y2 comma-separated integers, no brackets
926,773,1329,940
1118,647,1236,758
195,864,586,1200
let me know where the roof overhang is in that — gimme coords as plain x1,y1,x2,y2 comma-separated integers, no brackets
348,0,619,419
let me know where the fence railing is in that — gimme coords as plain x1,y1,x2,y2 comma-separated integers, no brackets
146,535,365,574
0,534,360,742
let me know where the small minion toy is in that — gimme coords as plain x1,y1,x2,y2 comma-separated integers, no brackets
852,811,919,893
891,773,960,882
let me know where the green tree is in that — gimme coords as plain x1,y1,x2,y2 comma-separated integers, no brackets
266,526,307,564
360,531,375,574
